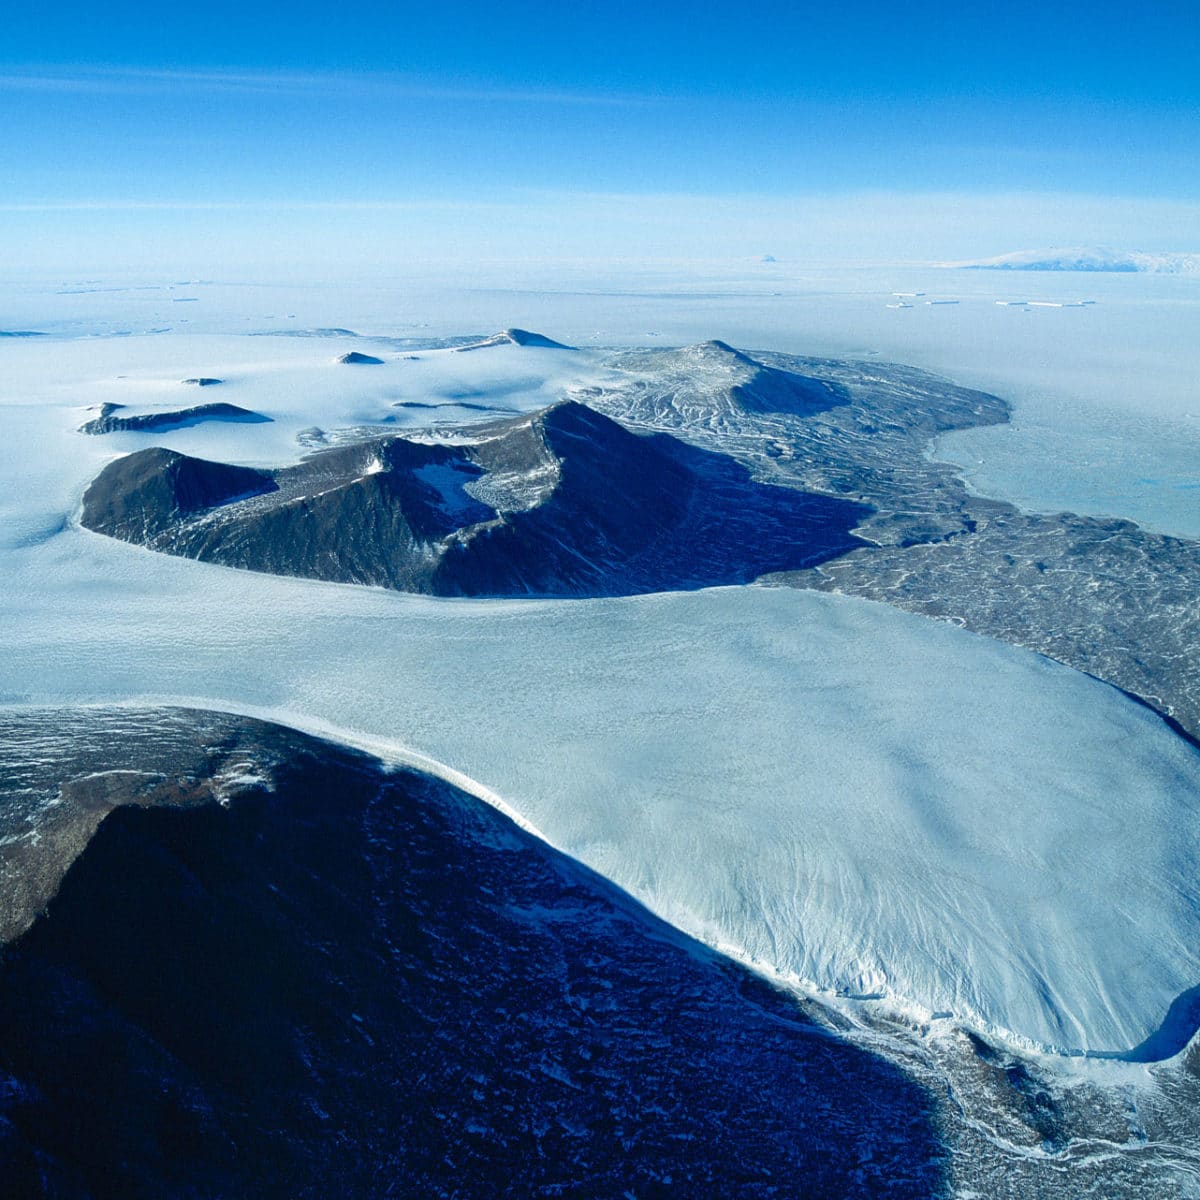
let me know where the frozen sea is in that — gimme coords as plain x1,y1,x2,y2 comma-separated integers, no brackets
1,266,1198,1060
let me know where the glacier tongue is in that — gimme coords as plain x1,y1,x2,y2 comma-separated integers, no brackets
5,536,1200,1055
389,585,1200,1059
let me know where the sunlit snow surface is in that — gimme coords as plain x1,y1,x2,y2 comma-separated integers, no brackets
2,301,1199,1060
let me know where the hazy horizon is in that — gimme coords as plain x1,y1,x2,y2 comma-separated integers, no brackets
3,2,1198,275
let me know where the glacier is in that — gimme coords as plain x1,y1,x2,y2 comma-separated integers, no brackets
1,322,1199,1057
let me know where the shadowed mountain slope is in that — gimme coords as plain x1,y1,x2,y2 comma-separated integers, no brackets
0,707,945,1199
80,401,869,597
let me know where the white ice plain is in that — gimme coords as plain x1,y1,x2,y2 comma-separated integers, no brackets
2,319,1199,1060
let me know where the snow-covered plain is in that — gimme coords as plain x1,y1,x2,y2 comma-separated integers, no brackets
2,291,1199,1060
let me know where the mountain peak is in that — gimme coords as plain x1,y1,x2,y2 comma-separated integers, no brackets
699,339,757,363
455,329,574,352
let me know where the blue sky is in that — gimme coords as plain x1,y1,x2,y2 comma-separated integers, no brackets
3,1,1198,271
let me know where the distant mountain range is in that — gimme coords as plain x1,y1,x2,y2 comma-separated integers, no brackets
945,247,1200,273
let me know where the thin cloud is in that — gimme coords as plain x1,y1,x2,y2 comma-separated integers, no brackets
0,65,658,106
0,198,516,213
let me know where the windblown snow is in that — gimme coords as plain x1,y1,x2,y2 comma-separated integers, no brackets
2,314,1199,1059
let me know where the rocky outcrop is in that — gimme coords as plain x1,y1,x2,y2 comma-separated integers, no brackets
79,401,269,435
79,402,868,597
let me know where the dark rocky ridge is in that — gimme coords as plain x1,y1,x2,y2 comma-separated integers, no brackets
71,336,1200,736
80,400,869,597
81,448,277,542
0,708,279,946
0,706,945,1198
80,401,269,436
335,351,384,365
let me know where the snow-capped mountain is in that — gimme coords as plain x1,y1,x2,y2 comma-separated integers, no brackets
945,247,1200,273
